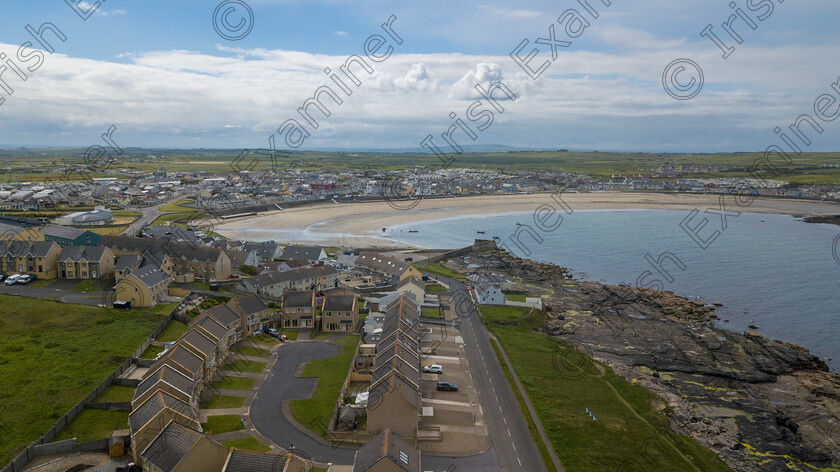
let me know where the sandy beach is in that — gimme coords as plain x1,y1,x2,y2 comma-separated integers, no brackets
214,192,840,247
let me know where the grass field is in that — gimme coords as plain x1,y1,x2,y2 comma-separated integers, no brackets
221,436,271,452
426,284,447,292
505,293,527,302
200,395,246,410
155,320,188,342
52,409,129,443
234,344,270,357
202,415,245,435
93,385,135,403
415,263,464,279
0,295,165,464
139,345,164,359
289,335,359,438
222,359,266,374
210,376,256,391
481,308,731,472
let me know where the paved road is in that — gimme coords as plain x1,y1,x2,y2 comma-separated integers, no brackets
124,202,166,235
439,276,549,472
0,280,106,306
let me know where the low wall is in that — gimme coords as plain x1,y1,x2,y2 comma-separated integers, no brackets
86,402,132,412
32,437,113,457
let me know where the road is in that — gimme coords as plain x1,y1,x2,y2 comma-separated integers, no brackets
123,201,170,235
0,279,106,306
439,275,549,472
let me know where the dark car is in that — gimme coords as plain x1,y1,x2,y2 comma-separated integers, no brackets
436,381,458,392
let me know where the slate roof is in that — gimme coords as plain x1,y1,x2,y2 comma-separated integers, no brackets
180,329,217,359
282,290,314,308
151,345,203,378
281,246,324,261
397,276,425,290
126,265,168,288
114,254,142,272
356,253,413,278
58,245,108,262
237,294,269,316
323,294,356,312
0,241,58,258
41,225,86,239
129,391,195,433
204,301,243,327
141,421,203,472
223,449,286,472
134,365,194,404
101,235,224,263
194,315,227,343
369,374,420,410
353,429,420,472
241,265,337,291
379,292,417,312
371,355,420,390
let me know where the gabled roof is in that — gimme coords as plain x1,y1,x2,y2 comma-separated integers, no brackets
194,315,227,343
0,241,58,258
242,265,338,290
379,291,417,311
124,264,168,289
372,353,420,390
369,374,420,410
281,245,325,261
323,294,356,312
237,294,269,316
353,429,420,472
151,344,203,377
114,254,142,272
204,301,242,327
58,245,109,262
282,290,314,308
356,253,413,277
223,449,286,472
41,225,87,239
129,391,196,433
135,365,194,404
100,235,224,264
141,421,204,472
397,276,425,290
180,328,217,359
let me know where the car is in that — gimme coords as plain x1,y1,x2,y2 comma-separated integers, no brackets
16,274,35,284
4,274,21,285
436,381,458,392
423,365,443,374
0,274,4,282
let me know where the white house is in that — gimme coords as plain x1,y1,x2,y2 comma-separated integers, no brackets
475,280,504,305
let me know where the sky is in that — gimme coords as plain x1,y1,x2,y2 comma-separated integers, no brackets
0,0,839,152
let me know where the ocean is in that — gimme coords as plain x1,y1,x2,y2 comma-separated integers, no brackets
385,209,840,371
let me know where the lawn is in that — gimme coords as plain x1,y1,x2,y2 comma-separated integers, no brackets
485,316,731,472
139,345,164,359
202,415,245,435
415,263,463,279
422,307,441,318
155,320,188,343
479,305,535,324
289,335,359,438
0,295,164,464
72,280,97,292
221,436,271,452
222,359,266,374
252,335,280,345
505,293,527,302
52,409,129,443
235,344,270,357
200,395,246,410
426,284,447,293
28,279,56,289
93,385,135,403
210,376,256,391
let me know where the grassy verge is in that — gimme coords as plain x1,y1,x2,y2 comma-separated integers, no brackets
155,320,188,342
0,295,165,464
235,344,270,357
422,307,441,318
200,395,246,409
202,415,245,435
52,409,129,442
222,359,266,374
426,284,447,293
139,345,164,359
210,376,256,391
289,335,359,438
415,263,463,279
72,280,97,292
482,309,731,472
505,293,527,302
93,385,135,403
28,279,56,289
221,436,271,452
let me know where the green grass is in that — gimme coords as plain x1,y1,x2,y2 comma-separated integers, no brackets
426,284,447,292
0,295,165,464
222,359,266,374
422,307,441,318
200,395,246,410
160,200,195,213
415,263,463,279
155,320,188,343
479,305,535,324
235,344,270,357
28,279,56,289
221,436,271,452
252,335,280,345
484,315,731,472
289,335,359,438
52,409,129,443
71,280,97,292
210,376,256,391
139,345,164,359
505,293,527,302
202,415,245,435
93,385,135,403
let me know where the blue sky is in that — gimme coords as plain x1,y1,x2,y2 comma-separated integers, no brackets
1,0,839,151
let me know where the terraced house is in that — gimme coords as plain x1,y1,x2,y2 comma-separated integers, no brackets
57,245,115,279
322,293,358,333
0,240,61,278
236,265,338,298
101,235,231,282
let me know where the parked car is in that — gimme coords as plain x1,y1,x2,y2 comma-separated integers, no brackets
16,274,35,284
4,274,21,285
404,257,413,262
424,365,443,374
436,381,458,392
0,274,5,282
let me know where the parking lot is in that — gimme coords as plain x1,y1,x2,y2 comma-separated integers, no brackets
417,323,490,455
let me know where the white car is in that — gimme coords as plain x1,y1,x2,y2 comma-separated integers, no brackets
423,365,443,374
4,274,21,285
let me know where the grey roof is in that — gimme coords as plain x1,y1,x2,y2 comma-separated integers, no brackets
237,294,269,316
397,276,425,290
100,235,224,264
323,294,356,312
0,240,58,258
378,330,419,357
243,241,278,258
224,249,254,267
243,265,338,291
41,225,87,239
153,344,203,377
353,429,420,472
58,245,109,262
134,365,195,404
369,374,420,410
371,355,420,390
195,315,227,343
281,246,325,261
129,391,195,433
475,280,501,299
223,450,286,472
114,254,142,272
204,302,242,327
126,264,169,288
379,291,416,311
181,328,217,358
282,290,314,308
141,421,203,472
356,253,413,278
142,225,200,244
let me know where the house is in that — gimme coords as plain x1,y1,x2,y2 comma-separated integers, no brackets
0,218,43,241
198,300,245,345
336,253,359,270
142,225,202,245
114,254,142,282
355,253,421,280
281,245,327,263
101,235,231,282
57,245,115,279
0,240,61,278
353,429,420,472
146,343,206,392
378,291,417,312
236,265,339,298
243,241,282,263
133,365,196,409
395,277,425,302
236,294,272,335
139,421,229,472
223,249,258,269
281,290,316,329
475,280,504,305
115,265,170,307
54,206,114,226
42,225,101,247
129,391,201,465
322,293,358,332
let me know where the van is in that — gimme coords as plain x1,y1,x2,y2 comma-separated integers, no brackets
4,274,21,285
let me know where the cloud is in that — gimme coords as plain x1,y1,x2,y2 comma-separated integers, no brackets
394,63,437,91
77,1,126,16
335,31,349,37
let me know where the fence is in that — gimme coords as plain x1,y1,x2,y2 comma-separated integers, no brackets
1,302,183,472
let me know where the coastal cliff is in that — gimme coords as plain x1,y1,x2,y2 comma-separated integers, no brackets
447,251,840,471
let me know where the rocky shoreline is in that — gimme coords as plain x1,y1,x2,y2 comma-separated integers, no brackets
804,215,840,226
447,251,840,472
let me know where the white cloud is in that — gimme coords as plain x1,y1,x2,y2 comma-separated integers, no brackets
77,2,126,16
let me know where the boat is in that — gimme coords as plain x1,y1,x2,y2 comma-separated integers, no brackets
409,230,419,233
515,221,523,226
477,231,485,234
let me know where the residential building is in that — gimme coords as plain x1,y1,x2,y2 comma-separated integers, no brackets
101,235,231,281
281,290,316,329
280,245,327,263
356,253,421,280
223,248,258,268
243,241,282,262
139,421,229,472
56,245,115,279
0,240,61,278
0,218,43,241
236,294,272,335
129,391,201,465
475,280,504,305
42,225,101,247
353,429,420,472
322,293,358,332
235,265,338,298
115,265,169,307
395,276,425,302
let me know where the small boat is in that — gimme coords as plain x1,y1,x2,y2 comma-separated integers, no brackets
515,221,523,226
409,230,419,233
477,231,485,234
